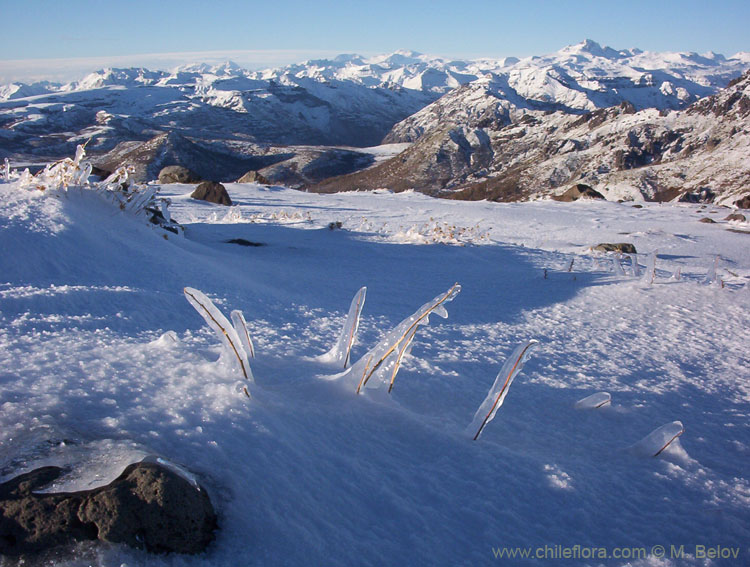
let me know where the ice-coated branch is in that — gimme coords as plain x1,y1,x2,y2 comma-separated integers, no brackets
630,421,684,457
574,392,611,409
231,309,255,359
329,283,460,394
184,287,252,383
469,340,539,441
319,286,367,369
642,251,657,285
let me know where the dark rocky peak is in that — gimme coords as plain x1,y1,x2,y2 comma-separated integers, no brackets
687,68,750,117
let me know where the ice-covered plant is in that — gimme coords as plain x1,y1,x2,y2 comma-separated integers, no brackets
329,283,460,394
630,421,685,457
642,252,657,285
230,310,255,359
10,145,182,234
318,286,366,369
468,340,538,440
184,287,254,388
703,255,721,286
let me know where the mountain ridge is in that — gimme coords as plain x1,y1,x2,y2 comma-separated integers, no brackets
1,41,748,201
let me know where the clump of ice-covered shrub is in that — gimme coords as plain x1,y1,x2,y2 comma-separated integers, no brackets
5,145,182,235
328,283,461,394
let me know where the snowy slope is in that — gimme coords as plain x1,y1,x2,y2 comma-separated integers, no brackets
1,154,749,565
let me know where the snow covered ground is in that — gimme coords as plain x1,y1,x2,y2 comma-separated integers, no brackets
1,176,749,566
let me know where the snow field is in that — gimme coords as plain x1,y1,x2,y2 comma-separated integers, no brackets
1,179,749,566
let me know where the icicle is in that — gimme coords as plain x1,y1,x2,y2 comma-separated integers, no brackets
73,144,86,167
642,252,656,285
184,287,251,383
628,253,641,277
320,286,367,368
230,309,255,360
703,256,719,285
469,340,539,441
74,162,92,186
612,254,625,276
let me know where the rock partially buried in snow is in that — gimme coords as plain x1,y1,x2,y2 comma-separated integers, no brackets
592,242,638,254
237,170,269,184
551,183,605,202
724,213,746,222
733,194,750,209
158,165,200,184
191,181,232,205
0,461,217,557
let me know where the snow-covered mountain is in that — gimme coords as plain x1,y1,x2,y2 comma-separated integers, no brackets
1,41,748,193
313,67,750,204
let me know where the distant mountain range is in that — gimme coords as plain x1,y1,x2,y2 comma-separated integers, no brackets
1,40,748,202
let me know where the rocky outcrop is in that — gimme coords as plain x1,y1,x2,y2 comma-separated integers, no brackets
593,243,638,254
310,69,750,203
0,461,217,557
237,170,269,184
552,184,605,202
734,194,750,209
191,181,232,205
255,148,375,189
725,213,746,222
91,132,260,183
159,165,200,184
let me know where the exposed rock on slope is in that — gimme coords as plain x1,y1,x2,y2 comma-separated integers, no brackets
311,69,750,203
91,132,264,183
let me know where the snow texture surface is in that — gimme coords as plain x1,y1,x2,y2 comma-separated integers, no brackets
1,173,749,566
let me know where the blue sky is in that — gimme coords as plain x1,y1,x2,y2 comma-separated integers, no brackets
0,0,748,83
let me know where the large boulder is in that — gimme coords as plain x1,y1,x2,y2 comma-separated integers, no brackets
552,183,605,202
734,194,750,209
678,187,715,203
158,165,200,184
0,461,217,557
593,243,638,254
191,181,232,206
237,170,269,184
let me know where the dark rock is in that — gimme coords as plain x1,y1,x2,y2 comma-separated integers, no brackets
734,194,750,209
328,221,343,230
593,243,637,254
191,181,232,206
632,204,643,208
158,165,200,184
78,462,216,554
679,188,715,203
90,165,113,180
725,213,746,222
237,170,269,184
552,184,605,202
0,461,216,557
699,217,717,223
